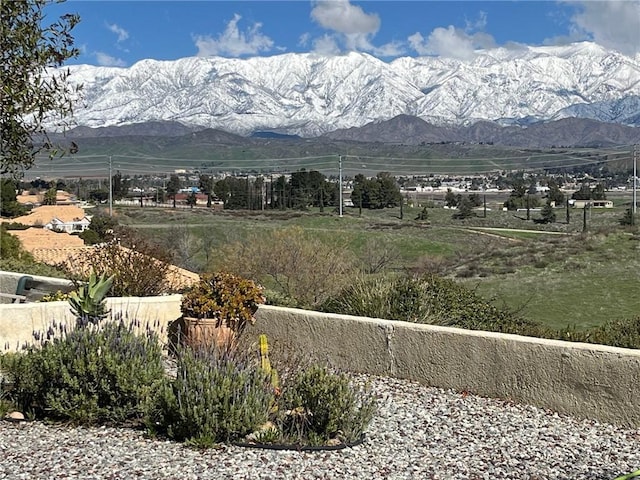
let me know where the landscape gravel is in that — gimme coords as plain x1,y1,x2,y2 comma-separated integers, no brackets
1,375,638,480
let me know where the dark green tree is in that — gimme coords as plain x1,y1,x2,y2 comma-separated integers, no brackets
538,200,556,224
376,172,402,208
79,213,118,245
592,183,606,200
198,174,215,208
452,197,475,220
572,183,593,200
468,193,483,207
88,189,108,203
0,179,26,217
166,175,181,209
186,191,197,209
42,186,57,205
547,179,565,205
1,0,81,175
111,171,129,200
213,177,231,207
619,208,637,227
444,188,458,207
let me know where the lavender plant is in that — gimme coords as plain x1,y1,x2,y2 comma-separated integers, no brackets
148,345,274,448
1,321,165,424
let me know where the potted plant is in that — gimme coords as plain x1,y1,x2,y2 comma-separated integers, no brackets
179,272,265,350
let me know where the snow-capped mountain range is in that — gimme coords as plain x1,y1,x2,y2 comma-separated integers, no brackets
65,42,640,137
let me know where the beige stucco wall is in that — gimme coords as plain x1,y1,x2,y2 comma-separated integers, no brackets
1,295,638,427
0,295,181,350
247,305,640,428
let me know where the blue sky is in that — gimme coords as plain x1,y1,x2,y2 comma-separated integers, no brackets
46,0,640,66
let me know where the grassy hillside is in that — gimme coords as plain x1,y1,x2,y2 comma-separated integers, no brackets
117,201,639,330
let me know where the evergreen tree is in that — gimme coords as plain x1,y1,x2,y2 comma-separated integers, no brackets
539,201,556,224
166,175,181,209
1,0,81,175
452,197,475,220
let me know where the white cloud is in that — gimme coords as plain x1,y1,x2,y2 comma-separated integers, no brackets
312,34,341,55
194,14,274,57
107,23,129,43
371,41,405,57
95,52,126,67
311,0,380,36
299,32,311,47
308,0,404,56
408,11,496,60
465,11,488,31
564,0,640,56
409,27,485,60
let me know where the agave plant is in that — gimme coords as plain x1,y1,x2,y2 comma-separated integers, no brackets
614,470,640,480
68,271,115,327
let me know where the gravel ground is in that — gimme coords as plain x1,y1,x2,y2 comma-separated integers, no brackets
1,375,638,480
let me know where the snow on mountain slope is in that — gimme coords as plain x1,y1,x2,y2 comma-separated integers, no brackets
64,42,640,137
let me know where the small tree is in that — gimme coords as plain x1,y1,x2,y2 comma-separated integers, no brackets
186,191,197,209
619,208,637,227
415,206,429,221
199,174,215,208
166,175,181,209
0,179,27,217
452,197,475,220
42,187,57,205
538,200,556,224
444,188,458,208
1,0,81,175
79,213,118,245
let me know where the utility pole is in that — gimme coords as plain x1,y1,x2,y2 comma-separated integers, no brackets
633,144,637,215
108,155,113,217
339,155,343,217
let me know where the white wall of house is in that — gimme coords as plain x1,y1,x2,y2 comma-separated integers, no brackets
44,217,91,233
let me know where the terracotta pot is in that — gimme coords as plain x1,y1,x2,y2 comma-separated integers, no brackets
181,316,236,350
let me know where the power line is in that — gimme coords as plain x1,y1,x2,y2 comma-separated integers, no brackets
26,144,637,178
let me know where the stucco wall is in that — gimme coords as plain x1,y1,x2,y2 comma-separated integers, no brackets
0,295,181,350
247,305,640,428
1,292,638,427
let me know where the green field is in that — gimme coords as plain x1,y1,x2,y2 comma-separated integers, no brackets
117,202,640,330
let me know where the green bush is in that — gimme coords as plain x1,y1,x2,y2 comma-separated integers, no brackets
322,273,545,336
584,316,640,349
148,346,274,447
274,365,375,446
0,321,165,424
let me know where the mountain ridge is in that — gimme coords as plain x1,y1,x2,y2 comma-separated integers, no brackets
62,42,640,138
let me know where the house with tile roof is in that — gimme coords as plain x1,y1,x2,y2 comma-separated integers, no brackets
11,229,199,291
9,205,91,233
16,190,76,206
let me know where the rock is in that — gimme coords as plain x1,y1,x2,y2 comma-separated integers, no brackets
5,411,25,422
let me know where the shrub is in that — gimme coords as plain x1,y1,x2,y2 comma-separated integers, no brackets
0,225,32,260
211,226,357,308
274,365,375,446
180,272,264,333
148,346,274,447
68,238,179,296
0,321,165,424
584,316,640,349
322,273,545,336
